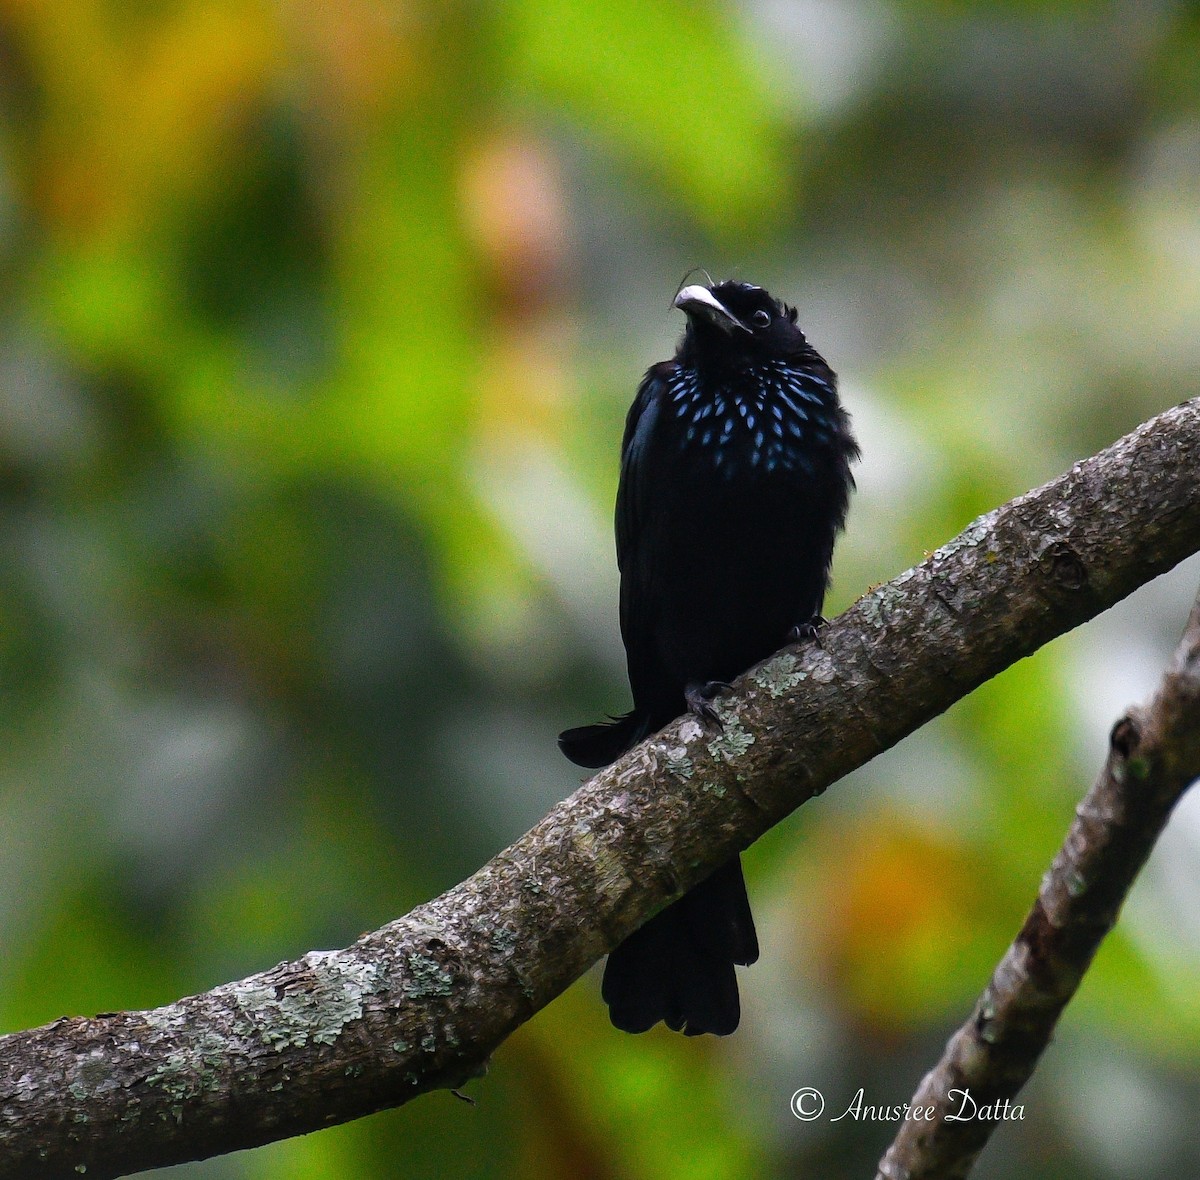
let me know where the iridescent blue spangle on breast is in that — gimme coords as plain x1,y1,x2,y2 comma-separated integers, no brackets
667,360,838,479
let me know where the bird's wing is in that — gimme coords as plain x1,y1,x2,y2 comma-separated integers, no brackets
615,363,672,715
615,364,667,571
558,366,671,768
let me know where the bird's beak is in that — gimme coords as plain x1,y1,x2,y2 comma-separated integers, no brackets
673,285,748,334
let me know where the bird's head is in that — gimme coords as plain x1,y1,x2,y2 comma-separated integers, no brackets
673,280,809,363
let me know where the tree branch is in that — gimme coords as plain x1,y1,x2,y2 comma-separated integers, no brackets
1,399,1198,1180
876,585,1200,1180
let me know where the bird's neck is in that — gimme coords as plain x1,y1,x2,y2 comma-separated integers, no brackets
676,349,835,406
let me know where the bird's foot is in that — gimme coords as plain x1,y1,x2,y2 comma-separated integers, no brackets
787,614,828,644
686,680,732,728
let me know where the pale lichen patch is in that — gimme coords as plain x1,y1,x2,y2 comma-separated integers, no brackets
490,926,519,956
224,953,382,1050
706,712,754,762
807,651,837,684
405,954,455,998
661,744,695,779
936,515,993,557
143,1030,231,1110
754,653,808,699
859,580,909,628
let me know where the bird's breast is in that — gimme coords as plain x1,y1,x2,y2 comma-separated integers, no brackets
665,362,839,480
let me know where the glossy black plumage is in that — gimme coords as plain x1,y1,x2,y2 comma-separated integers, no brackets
560,280,858,1035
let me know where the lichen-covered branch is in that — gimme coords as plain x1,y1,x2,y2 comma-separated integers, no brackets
876,584,1200,1180
0,399,1198,1180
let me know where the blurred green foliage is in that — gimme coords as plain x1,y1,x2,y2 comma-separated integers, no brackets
2,1,1200,1177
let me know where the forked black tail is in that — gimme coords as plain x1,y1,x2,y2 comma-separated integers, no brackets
558,711,759,1035
601,858,758,1035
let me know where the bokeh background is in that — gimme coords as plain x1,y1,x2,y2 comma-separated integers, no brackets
2,0,1200,1176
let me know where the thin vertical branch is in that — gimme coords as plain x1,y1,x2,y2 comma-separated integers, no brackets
878,589,1200,1180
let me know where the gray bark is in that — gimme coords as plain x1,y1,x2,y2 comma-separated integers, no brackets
1,399,1198,1179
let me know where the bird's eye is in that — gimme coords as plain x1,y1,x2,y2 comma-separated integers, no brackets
752,309,771,327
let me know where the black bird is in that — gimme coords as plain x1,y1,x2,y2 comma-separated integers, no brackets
560,279,858,1036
